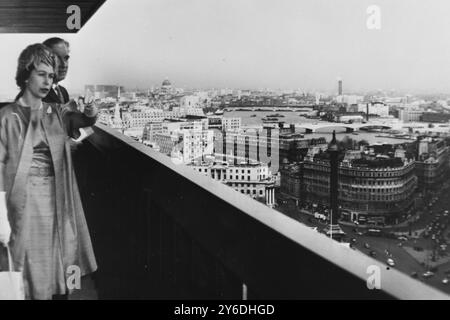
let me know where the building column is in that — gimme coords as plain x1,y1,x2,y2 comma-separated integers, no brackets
272,189,275,206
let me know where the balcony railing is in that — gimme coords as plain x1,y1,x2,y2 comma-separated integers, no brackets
74,123,447,299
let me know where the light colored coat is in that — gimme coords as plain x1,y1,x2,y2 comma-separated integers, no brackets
0,102,97,276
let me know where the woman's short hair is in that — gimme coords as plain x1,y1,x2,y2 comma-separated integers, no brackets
15,43,57,91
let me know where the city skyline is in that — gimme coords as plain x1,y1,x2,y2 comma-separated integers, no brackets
2,0,450,98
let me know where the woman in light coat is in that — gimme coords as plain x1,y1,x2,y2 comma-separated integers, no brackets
0,43,97,300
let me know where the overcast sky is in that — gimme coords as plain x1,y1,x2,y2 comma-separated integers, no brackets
1,0,450,98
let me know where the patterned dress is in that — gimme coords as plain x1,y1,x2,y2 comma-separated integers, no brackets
19,106,66,299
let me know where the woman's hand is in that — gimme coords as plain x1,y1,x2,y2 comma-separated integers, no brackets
0,192,10,246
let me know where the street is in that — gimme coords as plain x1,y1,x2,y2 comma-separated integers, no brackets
275,183,450,295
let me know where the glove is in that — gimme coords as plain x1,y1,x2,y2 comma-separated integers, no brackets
78,96,98,118
0,192,10,246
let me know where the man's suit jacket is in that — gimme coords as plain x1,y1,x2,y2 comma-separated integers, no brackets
43,85,96,139
43,85,70,105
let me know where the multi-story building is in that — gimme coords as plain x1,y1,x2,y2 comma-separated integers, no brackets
222,117,241,132
153,132,181,155
207,115,222,130
358,102,389,118
142,116,208,142
85,84,124,99
180,95,200,109
155,128,214,164
399,109,424,122
124,109,165,128
420,112,450,123
415,137,450,187
335,113,365,123
213,127,280,173
278,133,327,163
142,122,163,142
189,160,276,207
302,149,417,224
335,95,363,105
279,159,301,204
172,106,205,116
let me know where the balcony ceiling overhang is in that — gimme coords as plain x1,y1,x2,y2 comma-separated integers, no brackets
0,0,105,33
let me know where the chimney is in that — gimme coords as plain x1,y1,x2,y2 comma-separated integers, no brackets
290,124,295,134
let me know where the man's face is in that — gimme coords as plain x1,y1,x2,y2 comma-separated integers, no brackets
52,42,70,82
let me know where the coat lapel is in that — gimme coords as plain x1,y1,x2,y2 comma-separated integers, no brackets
41,104,66,243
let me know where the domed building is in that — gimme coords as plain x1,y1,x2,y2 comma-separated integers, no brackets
161,78,172,93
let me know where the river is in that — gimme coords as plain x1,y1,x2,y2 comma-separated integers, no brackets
223,110,413,145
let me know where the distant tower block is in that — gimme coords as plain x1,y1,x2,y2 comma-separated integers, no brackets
338,79,343,96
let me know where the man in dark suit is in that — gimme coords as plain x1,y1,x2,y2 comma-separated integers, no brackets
42,37,98,301
42,37,97,139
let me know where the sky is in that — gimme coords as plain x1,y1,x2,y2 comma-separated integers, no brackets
2,0,450,98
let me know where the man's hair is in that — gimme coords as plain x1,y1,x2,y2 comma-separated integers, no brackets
15,43,57,98
43,37,70,49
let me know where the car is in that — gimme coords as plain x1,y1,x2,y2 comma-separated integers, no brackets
443,278,449,285
397,236,408,241
369,251,376,257
356,231,364,236
422,271,434,278
386,258,395,267
364,243,370,249
350,238,357,243
410,272,418,278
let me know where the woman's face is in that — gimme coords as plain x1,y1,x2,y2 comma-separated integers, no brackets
25,63,55,99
